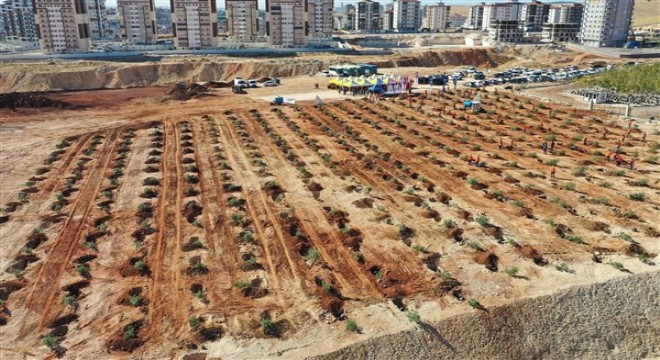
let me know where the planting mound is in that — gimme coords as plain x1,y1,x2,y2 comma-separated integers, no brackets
0,92,80,109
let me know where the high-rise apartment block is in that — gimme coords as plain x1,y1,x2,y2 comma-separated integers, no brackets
425,2,450,31
580,0,633,47
393,0,421,32
32,0,91,53
117,0,157,43
466,3,485,29
482,0,521,31
171,0,218,49
0,0,38,48
355,0,379,32
548,3,583,25
226,0,259,41
307,0,333,39
87,0,108,39
519,1,549,32
265,0,307,47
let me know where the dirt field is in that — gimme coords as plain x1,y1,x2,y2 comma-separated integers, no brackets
0,77,658,359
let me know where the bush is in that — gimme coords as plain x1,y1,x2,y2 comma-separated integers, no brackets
443,219,455,228
346,319,359,332
564,182,576,191
629,193,645,201
188,316,201,328
407,311,421,324
609,262,625,271
42,334,61,349
124,325,136,340
468,241,483,252
468,299,482,309
564,235,584,244
305,248,319,262
505,267,519,276
475,213,490,227
555,263,570,272
128,294,141,306
573,166,588,177
633,178,649,187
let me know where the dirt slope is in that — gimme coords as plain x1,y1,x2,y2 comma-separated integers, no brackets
0,49,510,93
309,271,660,360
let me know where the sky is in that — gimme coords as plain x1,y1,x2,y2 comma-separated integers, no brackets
105,0,534,9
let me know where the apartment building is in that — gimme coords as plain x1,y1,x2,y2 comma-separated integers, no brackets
355,0,379,32
117,0,157,43
382,9,393,31
33,0,91,53
519,1,549,32
226,0,259,41
580,0,633,47
489,19,523,42
548,3,583,25
466,3,484,29
266,0,306,47
171,0,218,49
307,0,333,39
87,0,108,39
425,2,450,31
0,0,38,48
542,22,580,42
393,0,420,32
482,0,521,31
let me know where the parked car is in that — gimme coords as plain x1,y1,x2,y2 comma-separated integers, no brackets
473,72,486,80
452,72,464,80
247,79,258,88
264,80,278,87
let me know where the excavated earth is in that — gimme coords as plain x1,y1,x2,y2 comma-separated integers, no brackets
0,58,658,359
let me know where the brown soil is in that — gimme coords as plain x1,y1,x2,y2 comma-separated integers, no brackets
0,62,658,359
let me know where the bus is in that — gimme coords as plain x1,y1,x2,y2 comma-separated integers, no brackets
328,63,378,77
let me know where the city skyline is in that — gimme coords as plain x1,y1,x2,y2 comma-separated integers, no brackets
105,0,561,9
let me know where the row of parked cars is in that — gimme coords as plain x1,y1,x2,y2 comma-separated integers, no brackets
233,77,280,88
461,65,607,88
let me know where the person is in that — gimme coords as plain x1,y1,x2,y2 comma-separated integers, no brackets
605,151,613,161
476,155,481,165
499,138,504,150
628,119,634,129
550,139,556,152
542,142,548,154
629,159,635,170
642,132,647,142
315,83,319,90
467,155,474,165
615,154,622,167
509,139,514,150
550,166,556,178
583,137,588,145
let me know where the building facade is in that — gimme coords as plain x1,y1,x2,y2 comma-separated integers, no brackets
547,3,583,25
488,19,523,42
382,9,393,31
393,0,420,32
466,3,484,29
0,0,38,48
519,1,549,32
171,0,218,49
226,0,259,41
449,13,466,28
33,0,91,53
580,0,633,47
425,2,450,31
87,0,108,39
117,0,157,43
307,0,333,39
542,22,579,42
355,0,379,32
482,1,521,31
266,0,306,47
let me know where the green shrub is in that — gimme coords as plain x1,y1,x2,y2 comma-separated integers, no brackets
629,193,645,201
346,319,359,332
475,213,490,227
407,311,421,324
